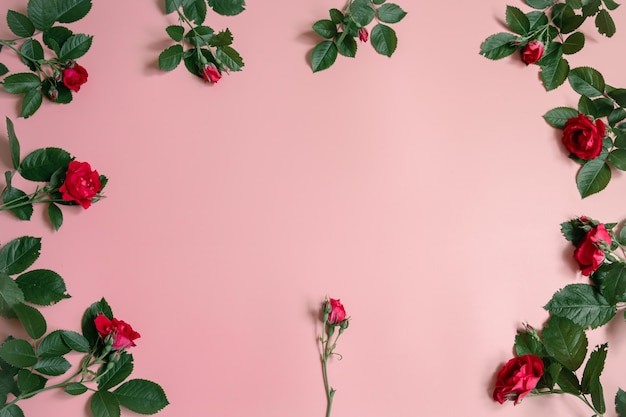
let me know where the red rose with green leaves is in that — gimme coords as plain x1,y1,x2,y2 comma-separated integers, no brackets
59,161,102,209
574,223,611,276
94,314,141,349
493,354,544,405
562,114,606,160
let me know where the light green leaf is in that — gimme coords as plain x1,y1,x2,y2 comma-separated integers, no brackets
577,158,611,198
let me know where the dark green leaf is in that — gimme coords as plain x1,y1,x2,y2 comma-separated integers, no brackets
65,382,88,395
595,263,626,304
582,0,602,16
98,352,133,390
164,0,182,14
6,11,35,38
311,41,337,73
554,5,585,33
90,390,120,417
47,203,63,231
0,63,8,76
569,67,606,97
479,33,518,60
2,187,33,221
562,31,585,54
545,283,615,328
158,45,183,72
329,8,343,24
81,298,112,347
377,3,407,24
59,34,93,60
61,330,89,352
373,0,386,4
514,328,544,356
590,379,606,414
43,26,72,54
17,369,45,396
370,23,397,57
312,20,337,39
15,269,69,306
542,315,588,370
349,0,375,27
526,0,555,8
505,6,530,34
578,96,597,118
543,107,578,128
608,88,626,107
591,98,614,118
527,11,548,30
336,33,357,57
609,149,626,171
18,147,71,182
19,39,42,72
114,379,169,414
165,25,184,42
603,0,620,10
541,57,569,91
616,388,626,416
182,0,206,25
209,29,234,48
557,367,581,394
560,219,587,245
596,9,616,37
20,88,43,119
609,108,626,127
13,303,46,339
207,0,246,16
0,339,36,368
27,0,57,30
6,117,20,170
0,236,41,275
57,0,92,23
33,356,71,376
0,273,24,318
37,330,70,357
0,405,24,417
2,73,41,95
215,46,244,71
582,343,607,393
576,158,611,198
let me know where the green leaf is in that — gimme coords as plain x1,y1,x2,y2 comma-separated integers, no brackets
215,46,244,71
0,405,24,417
15,269,69,306
590,379,606,414
542,315,588,370
370,23,397,57
6,118,20,170
543,107,578,128
312,20,337,39
0,273,25,318
18,148,71,182
6,11,35,38
13,303,46,339
581,343,608,393
336,34,357,57
65,382,88,395
578,95,597,117
311,41,337,73
37,331,71,357
329,8,343,24
541,57,569,91
609,149,626,171
554,5,585,33
562,31,585,54
27,0,57,30
17,369,45,396
0,236,41,275
617,388,626,416
577,158,611,198
349,0,375,27
609,108,626,127
479,33,518,60
377,3,407,24
20,39,44,72
182,0,206,25
569,67,605,97
207,0,246,16
590,98,613,118
59,34,93,60
545,283,615,329
373,0,386,4
2,187,33,221
20,88,43,119
527,11,549,30
158,45,183,72
165,25,184,42
596,9,616,37
0,339,36,368
57,0,92,23
557,368,581,394
603,0,620,10
582,0,602,15
595,263,626,304
0,63,8,76
61,330,89,352
2,73,41,95
33,356,71,376
98,352,133,390
114,379,169,414
90,390,120,417
81,298,113,347
47,203,63,231
505,6,530,34
526,0,555,8
514,328,544,356
164,0,182,14
608,88,626,107
43,26,72,54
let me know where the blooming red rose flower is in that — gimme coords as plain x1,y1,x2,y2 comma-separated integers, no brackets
328,298,346,324
493,354,543,405
562,114,606,160
59,161,102,209
574,223,611,276
201,64,221,83
94,314,141,349
358,28,369,43
62,64,88,92
521,40,543,65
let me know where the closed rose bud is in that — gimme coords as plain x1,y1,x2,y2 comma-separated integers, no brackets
201,64,221,83
328,298,346,324
47,86,58,101
521,40,544,65
358,28,369,43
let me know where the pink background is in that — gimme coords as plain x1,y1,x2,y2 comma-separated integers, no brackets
1,0,626,416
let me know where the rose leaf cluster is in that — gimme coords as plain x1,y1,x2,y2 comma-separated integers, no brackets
158,0,245,83
0,298,169,417
310,0,407,73
0,118,107,230
0,0,94,118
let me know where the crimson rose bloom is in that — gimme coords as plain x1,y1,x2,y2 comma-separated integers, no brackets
201,64,221,83
493,354,544,405
562,114,606,160
358,28,369,43
521,40,543,65
328,298,346,324
94,314,141,349
574,223,611,276
62,64,88,92
59,161,102,209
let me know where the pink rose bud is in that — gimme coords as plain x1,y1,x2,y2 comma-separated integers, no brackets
47,87,58,101
358,28,369,43
521,40,544,65
201,64,221,83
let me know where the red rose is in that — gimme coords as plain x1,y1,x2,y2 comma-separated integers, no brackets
62,64,88,92
328,298,346,324
562,114,606,160
94,314,141,349
521,40,543,65
59,161,102,209
201,64,221,83
358,28,369,43
574,224,611,276
493,354,543,405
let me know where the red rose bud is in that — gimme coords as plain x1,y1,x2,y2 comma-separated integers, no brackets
358,28,369,43
59,161,102,209
94,314,141,350
574,223,611,276
521,40,543,65
201,64,221,83
328,298,346,324
47,86,58,101
562,114,606,160
62,63,88,92
493,354,543,405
